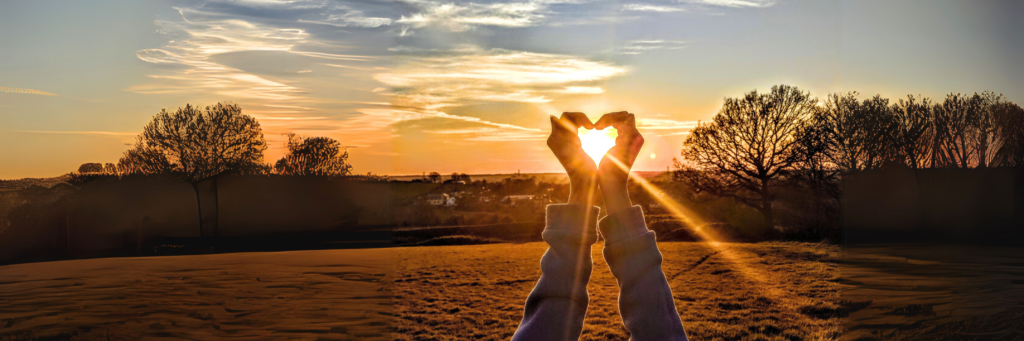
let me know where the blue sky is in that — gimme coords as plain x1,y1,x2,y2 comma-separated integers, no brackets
1,0,1021,178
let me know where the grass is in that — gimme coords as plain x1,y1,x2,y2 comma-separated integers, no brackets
0,241,840,340
393,241,841,341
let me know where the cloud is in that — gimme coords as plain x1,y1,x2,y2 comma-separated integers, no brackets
635,117,699,130
129,13,311,100
685,0,776,8
426,127,547,141
1,87,57,96
203,0,393,27
374,45,625,109
18,130,137,136
623,4,686,12
617,39,688,55
396,1,544,32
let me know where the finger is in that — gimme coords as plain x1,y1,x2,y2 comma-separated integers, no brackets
594,111,631,130
559,112,594,130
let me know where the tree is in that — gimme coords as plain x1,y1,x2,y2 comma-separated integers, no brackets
815,92,868,172
932,93,984,168
676,85,817,226
428,172,441,183
77,163,104,173
118,103,268,235
992,101,1024,167
274,134,353,176
858,95,898,169
450,172,471,182
890,95,934,169
815,92,898,172
118,103,268,180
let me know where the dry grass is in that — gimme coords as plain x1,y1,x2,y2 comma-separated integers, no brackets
0,241,840,340
393,241,841,341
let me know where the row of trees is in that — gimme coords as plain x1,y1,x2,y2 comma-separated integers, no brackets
675,85,1024,228
83,103,358,184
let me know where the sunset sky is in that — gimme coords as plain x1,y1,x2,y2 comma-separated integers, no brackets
1,0,1022,179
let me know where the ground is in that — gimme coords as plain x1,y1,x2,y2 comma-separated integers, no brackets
0,241,841,340
393,241,841,341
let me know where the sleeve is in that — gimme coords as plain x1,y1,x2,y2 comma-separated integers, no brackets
599,206,689,341
511,204,600,341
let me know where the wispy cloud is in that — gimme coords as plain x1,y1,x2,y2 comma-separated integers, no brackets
635,117,699,130
425,127,546,141
617,39,688,55
375,45,625,109
394,0,595,33
685,0,776,8
623,4,686,12
18,130,137,136
1,87,57,96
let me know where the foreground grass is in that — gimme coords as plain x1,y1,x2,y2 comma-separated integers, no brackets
0,241,839,340
393,241,841,341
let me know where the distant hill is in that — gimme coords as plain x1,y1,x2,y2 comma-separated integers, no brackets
0,175,70,192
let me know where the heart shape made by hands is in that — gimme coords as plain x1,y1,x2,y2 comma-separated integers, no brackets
578,127,618,163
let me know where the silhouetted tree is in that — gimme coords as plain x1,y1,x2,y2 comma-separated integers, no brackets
118,103,268,179
117,103,268,235
816,92,898,172
890,95,934,169
816,92,868,172
428,172,441,183
274,134,353,176
992,101,1024,167
858,95,898,169
450,173,471,182
77,163,103,173
932,93,984,168
676,85,817,226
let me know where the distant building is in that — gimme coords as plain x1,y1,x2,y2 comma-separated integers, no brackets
426,193,449,206
426,193,457,206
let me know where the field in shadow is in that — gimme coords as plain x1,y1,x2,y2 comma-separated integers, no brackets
840,244,1024,341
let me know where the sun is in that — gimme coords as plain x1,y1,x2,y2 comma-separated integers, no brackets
578,127,617,163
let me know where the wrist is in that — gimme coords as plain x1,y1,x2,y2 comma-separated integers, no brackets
567,178,597,205
601,184,631,213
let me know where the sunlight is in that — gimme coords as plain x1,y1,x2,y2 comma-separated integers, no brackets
578,127,617,163
604,155,799,306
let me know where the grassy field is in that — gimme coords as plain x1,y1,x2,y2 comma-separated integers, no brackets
393,241,841,341
0,241,840,340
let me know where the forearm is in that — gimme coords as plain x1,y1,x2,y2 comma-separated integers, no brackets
512,204,600,341
600,206,688,341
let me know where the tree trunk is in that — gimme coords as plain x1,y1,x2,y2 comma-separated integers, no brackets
759,178,774,227
192,178,220,237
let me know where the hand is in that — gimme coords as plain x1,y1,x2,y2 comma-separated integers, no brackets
595,112,644,214
548,112,598,206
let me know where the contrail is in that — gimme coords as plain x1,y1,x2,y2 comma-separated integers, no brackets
1,87,57,96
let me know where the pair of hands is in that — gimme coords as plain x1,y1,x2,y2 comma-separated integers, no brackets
548,111,644,215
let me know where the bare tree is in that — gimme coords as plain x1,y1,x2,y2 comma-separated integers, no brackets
858,95,898,169
973,92,1006,168
890,95,934,169
992,101,1024,167
932,93,984,168
676,85,817,226
118,103,268,235
274,134,353,176
816,92,868,172
428,172,441,183
119,103,268,180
